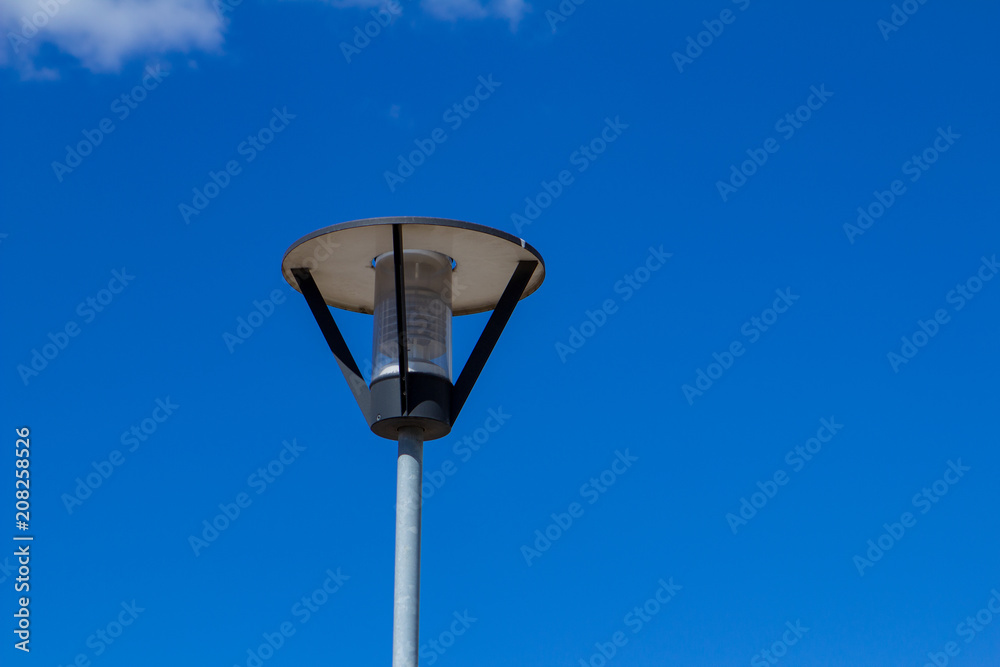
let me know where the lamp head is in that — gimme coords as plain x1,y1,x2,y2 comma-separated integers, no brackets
283,217,544,441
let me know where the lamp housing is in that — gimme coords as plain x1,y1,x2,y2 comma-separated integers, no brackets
282,217,544,441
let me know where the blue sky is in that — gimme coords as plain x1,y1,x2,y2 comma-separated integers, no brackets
3,0,1000,665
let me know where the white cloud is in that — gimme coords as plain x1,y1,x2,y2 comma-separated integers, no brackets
1,0,527,77
489,0,528,25
421,0,489,20
420,0,527,26
2,0,224,74
329,0,526,25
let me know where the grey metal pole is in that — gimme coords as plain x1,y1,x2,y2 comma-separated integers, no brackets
393,426,423,667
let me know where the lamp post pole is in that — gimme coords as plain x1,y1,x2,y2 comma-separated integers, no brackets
393,426,423,667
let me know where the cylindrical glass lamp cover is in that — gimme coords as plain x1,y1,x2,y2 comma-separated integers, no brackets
371,248,453,383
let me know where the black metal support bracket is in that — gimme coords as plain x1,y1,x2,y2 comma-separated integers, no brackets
451,260,538,423
391,224,409,416
292,254,537,440
291,267,372,423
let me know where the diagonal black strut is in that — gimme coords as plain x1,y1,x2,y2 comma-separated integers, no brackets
291,267,371,423
451,260,538,423
391,224,409,416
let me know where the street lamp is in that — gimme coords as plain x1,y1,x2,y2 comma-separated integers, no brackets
281,217,545,667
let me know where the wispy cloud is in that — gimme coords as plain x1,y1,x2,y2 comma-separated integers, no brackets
420,0,527,26
1,0,528,77
2,0,224,74
327,0,526,24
